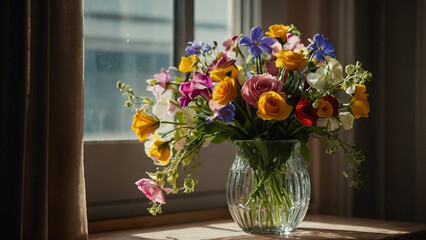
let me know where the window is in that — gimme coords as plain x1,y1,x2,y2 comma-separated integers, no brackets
84,0,234,221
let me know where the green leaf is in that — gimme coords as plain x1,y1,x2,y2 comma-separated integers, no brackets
308,126,325,136
293,128,309,143
300,143,311,162
211,134,230,144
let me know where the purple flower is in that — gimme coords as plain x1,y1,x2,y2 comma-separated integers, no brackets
185,41,212,56
178,72,213,108
239,27,275,58
217,104,236,123
307,34,336,61
205,103,236,124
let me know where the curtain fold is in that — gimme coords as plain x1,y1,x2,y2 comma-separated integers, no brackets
260,0,426,223
1,0,88,239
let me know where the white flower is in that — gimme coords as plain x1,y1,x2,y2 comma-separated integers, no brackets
153,90,175,135
317,117,340,131
307,67,326,89
307,59,344,90
339,112,354,130
342,80,356,95
324,58,344,85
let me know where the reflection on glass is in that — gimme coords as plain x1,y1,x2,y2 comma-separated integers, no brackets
194,0,229,45
84,0,229,141
84,0,173,141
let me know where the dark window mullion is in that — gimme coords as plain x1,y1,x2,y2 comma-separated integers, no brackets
173,0,194,66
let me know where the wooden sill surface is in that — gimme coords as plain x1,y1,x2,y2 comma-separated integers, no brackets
89,212,426,239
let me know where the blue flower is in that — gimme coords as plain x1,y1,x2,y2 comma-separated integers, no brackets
239,27,275,59
217,104,236,123
185,41,212,56
307,34,336,61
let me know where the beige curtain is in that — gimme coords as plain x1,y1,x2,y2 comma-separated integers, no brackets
1,0,88,239
260,0,426,223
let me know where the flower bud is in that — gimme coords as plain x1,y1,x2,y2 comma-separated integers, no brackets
345,64,355,75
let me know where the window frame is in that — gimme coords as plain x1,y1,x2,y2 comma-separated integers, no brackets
84,0,244,221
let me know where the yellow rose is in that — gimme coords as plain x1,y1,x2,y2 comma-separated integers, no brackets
131,110,159,141
209,65,239,82
211,76,237,105
276,50,308,70
149,133,171,165
257,91,293,121
316,99,333,118
350,84,370,118
265,24,290,42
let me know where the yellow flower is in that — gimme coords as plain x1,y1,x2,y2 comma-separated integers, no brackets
353,84,369,100
209,65,239,82
257,91,293,121
211,76,237,105
351,100,369,119
131,110,158,141
178,56,197,72
276,50,308,70
265,24,290,42
149,133,171,165
350,84,370,119
316,99,333,118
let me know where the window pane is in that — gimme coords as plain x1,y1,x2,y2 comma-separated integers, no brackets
84,0,173,141
194,0,229,45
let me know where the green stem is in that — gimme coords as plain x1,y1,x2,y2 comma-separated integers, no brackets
244,173,268,207
160,121,186,125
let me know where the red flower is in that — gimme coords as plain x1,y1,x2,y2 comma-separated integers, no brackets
295,98,318,126
322,95,339,117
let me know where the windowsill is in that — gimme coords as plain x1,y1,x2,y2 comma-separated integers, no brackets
89,210,426,239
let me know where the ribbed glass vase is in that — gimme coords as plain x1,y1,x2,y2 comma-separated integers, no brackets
226,139,311,234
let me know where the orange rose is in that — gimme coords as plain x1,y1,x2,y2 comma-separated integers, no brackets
257,91,293,121
265,24,290,42
211,76,237,105
276,50,308,70
316,99,334,118
131,110,158,141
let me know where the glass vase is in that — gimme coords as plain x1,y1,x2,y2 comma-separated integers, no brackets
226,139,311,234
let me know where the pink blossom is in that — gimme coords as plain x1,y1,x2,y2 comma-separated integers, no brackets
147,68,170,100
135,178,173,204
178,72,213,108
206,56,236,74
266,60,280,76
284,33,305,51
270,41,282,57
222,35,238,59
264,41,281,76
241,74,283,108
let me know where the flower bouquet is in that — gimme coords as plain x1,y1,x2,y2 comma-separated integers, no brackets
118,24,371,231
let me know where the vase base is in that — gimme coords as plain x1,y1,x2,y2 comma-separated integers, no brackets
242,227,295,234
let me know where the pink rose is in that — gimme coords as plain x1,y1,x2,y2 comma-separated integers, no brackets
241,74,283,108
135,178,173,204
